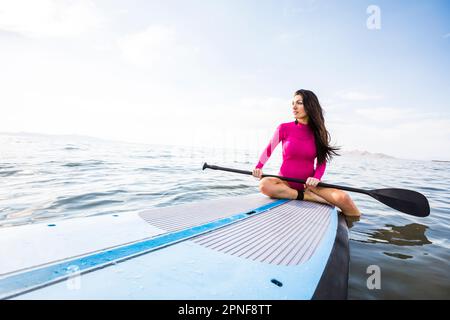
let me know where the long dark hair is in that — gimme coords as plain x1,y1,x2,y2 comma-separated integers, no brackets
294,89,340,164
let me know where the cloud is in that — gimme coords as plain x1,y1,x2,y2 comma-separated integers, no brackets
337,90,383,101
0,0,104,38
238,97,290,112
443,33,450,39
117,25,200,69
354,107,410,123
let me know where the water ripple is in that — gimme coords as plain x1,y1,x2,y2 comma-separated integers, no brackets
0,170,20,177
63,160,106,168
47,190,127,209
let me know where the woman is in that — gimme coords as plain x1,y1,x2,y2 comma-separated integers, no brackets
252,89,361,216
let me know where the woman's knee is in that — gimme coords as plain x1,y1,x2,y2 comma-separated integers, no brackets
259,177,277,194
336,191,352,206
336,191,360,215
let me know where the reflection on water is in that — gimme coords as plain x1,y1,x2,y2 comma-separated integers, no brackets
344,216,432,260
363,223,432,246
383,252,413,260
344,214,361,229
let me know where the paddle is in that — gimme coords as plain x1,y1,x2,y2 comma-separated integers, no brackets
202,162,430,217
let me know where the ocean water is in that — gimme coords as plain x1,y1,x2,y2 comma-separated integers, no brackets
1,133,449,299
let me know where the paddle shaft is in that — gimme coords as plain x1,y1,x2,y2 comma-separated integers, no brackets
203,162,430,217
204,163,369,195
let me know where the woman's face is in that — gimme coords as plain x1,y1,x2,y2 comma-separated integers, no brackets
292,94,306,120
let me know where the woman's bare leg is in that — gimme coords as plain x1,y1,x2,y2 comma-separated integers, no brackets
259,177,298,199
258,177,360,216
303,189,332,205
306,186,361,216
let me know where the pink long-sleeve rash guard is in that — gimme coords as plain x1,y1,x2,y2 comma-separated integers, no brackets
255,121,326,191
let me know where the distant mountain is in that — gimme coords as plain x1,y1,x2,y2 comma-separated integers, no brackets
340,149,397,159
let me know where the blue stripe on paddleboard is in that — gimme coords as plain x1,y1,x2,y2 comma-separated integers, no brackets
0,199,289,299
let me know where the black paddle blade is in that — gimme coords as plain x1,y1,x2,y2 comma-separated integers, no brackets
369,188,430,217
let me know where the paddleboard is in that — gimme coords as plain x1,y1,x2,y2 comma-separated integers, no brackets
0,193,349,300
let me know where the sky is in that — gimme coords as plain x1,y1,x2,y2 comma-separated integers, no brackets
0,0,449,160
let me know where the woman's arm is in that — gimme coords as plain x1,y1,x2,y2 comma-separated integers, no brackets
312,160,326,180
255,124,283,169
305,160,326,188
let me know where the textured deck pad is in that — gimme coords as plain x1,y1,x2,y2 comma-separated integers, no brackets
193,201,332,265
138,193,276,232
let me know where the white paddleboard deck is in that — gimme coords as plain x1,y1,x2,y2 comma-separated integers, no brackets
0,193,348,300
